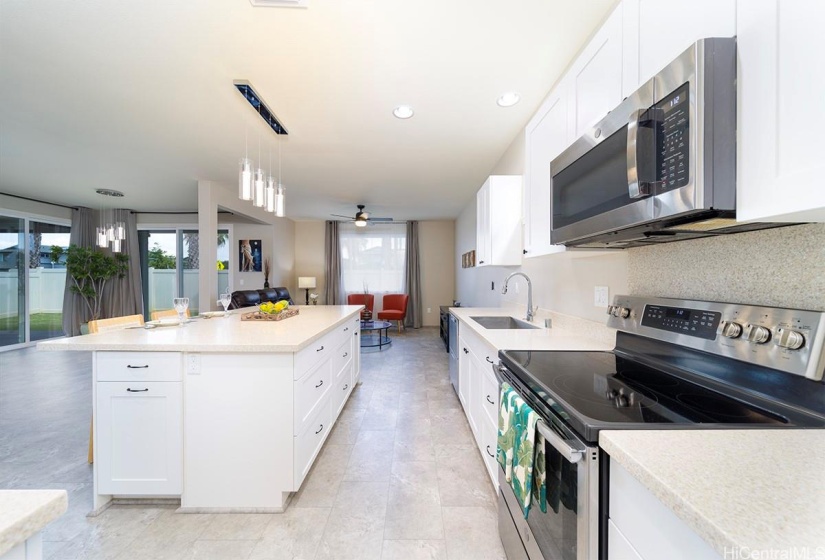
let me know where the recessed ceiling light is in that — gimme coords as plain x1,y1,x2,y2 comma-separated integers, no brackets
496,92,521,107
393,105,414,119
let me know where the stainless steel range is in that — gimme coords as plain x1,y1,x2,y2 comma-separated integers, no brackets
495,296,825,560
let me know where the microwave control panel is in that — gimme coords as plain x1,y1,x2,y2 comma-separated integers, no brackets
655,82,690,191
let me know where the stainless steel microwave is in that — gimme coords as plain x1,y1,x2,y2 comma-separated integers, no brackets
549,38,775,248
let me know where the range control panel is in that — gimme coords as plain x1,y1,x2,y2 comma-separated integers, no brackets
607,296,825,381
641,305,721,340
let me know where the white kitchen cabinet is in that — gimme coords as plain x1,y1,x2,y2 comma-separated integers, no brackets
458,335,470,410
96,380,182,496
476,176,523,267
523,79,570,258
736,0,825,222
567,4,624,140
352,316,361,385
609,460,720,559
467,345,481,439
621,0,736,97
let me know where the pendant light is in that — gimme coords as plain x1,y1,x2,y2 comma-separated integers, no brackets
265,142,276,213
274,136,285,217
253,135,266,208
95,189,126,252
239,129,253,201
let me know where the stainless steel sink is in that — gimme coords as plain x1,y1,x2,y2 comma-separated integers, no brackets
470,316,540,330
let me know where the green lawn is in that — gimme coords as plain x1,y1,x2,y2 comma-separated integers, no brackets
0,313,63,331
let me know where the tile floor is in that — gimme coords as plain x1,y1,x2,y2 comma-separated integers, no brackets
0,328,505,560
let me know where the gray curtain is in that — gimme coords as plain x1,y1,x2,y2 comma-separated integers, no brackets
101,209,143,320
404,220,422,329
324,221,343,305
61,207,96,336
61,208,144,336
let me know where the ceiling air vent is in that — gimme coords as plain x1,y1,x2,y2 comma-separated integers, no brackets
234,80,288,136
248,0,308,7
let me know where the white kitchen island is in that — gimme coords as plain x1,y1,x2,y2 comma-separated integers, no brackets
39,305,362,514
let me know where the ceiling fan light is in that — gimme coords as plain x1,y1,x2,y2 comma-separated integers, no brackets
275,184,285,218
354,216,367,227
253,168,266,208
239,158,253,201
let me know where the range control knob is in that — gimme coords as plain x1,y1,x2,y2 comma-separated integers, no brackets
719,321,743,339
776,328,805,350
606,305,616,316
616,307,631,319
744,324,772,344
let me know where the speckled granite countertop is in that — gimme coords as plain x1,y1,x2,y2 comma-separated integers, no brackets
37,305,361,353
0,490,68,555
600,430,825,556
449,307,615,351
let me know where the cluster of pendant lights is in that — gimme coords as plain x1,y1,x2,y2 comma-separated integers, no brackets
239,135,285,217
95,189,126,253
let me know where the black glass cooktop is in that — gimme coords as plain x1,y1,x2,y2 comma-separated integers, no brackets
498,348,825,444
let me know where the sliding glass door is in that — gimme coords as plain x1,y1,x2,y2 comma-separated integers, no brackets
0,215,25,347
0,213,71,349
139,228,229,319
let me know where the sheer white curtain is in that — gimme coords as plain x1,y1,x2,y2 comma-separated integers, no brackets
339,223,406,313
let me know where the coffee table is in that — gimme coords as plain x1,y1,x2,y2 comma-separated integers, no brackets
360,320,392,350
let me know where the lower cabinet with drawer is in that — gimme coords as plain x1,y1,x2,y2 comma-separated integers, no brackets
95,352,183,496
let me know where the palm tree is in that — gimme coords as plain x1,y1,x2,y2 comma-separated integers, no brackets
183,232,228,269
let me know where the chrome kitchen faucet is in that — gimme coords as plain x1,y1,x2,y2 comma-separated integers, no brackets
502,272,536,323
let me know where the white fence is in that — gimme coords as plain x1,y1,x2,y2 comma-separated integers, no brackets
0,268,230,318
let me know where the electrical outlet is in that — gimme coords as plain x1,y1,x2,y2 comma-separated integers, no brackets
594,286,609,307
239,278,245,286
514,282,520,295
186,354,201,374
427,307,431,313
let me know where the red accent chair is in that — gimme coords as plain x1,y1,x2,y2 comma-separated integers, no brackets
347,293,375,321
377,294,409,332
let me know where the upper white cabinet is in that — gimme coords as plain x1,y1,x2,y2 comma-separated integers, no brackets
567,5,624,139
476,175,522,267
524,79,570,258
622,0,736,96
736,0,825,222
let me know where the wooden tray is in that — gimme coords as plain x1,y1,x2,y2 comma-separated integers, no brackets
241,308,299,322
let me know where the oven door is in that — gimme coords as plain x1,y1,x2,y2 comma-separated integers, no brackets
495,366,599,560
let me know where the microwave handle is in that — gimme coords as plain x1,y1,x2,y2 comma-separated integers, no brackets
627,108,652,199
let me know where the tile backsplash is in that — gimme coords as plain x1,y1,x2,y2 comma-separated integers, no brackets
627,223,825,310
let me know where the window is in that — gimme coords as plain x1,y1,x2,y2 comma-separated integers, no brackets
340,223,406,294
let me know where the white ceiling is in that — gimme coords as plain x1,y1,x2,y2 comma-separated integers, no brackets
0,0,614,221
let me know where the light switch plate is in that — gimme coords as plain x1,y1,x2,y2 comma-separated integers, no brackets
594,286,609,307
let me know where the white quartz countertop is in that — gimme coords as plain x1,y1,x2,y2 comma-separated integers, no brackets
600,429,825,556
0,490,68,556
449,307,615,351
38,305,362,353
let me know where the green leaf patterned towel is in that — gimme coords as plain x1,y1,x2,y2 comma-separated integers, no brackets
496,382,546,518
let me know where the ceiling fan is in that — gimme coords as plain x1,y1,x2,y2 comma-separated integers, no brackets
331,204,394,227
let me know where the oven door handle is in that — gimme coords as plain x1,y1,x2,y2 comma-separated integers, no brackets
537,420,585,464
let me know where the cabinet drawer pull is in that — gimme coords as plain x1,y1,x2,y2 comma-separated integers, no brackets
343,352,348,358
127,365,149,369
463,347,469,354
485,357,494,364
315,424,324,434
127,388,149,393
343,384,348,391
344,327,349,332
486,445,495,458
315,380,324,388
354,332,358,336
486,395,494,405
316,345,325,352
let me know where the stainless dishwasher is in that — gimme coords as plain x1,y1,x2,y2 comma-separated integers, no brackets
448,313,458,395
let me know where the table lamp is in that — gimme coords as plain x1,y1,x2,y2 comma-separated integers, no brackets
298,277,316,305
